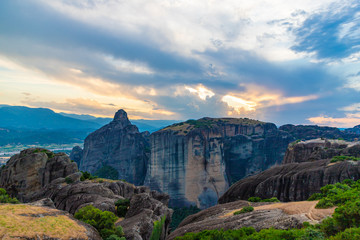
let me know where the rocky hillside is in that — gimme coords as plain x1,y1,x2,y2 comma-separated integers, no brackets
167,199,334,239
219,139,360,203
0,148,172,240
144,118,294,208
80,109,150,185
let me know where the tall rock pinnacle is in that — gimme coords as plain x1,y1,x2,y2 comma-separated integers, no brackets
112,109,131,127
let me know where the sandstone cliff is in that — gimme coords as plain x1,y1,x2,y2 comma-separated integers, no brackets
80,109,149,185
144,118,294,208
219,139,360,203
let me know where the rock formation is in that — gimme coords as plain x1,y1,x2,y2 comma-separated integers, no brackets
167,199,334,239
219,139,360,204
279,124,359,141
0,148,78,202
283,138,360,164
144,118,294,208
70,145,83,167
80,109,149,185
0,148,172,240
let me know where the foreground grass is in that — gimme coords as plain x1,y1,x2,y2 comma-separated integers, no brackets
0,204,88,239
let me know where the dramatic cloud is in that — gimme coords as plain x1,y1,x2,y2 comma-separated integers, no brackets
0,0,359,127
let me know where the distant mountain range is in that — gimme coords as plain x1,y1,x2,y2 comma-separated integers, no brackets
0,105,179,145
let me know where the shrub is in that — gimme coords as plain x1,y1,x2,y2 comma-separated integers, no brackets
80,171,96,181
94,166,119,180
261,197,280,202
115,199,130,217
106,235,126,240
74,205,124,239
329,227,360,240
0,188,19,204
65,177,73,184
308,193,323,201
150,216,166,240
331,155,360,163
248,197,262,202
170,205,201,231
316,198,334,209
234,206,254,215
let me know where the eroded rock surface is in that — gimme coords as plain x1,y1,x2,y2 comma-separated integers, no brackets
117,192,173,240
167,200,333,240
80,109,149,185
0,148,78,202
283,138,360,164
219,139,360,204
144,118,294,208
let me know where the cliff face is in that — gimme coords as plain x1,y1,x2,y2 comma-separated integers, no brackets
283,138,360,164
70,145,83,167
80,110,149,185
144,118,294,209
219,139,360,204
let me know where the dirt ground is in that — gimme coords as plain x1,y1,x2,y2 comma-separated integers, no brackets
221,200,335,221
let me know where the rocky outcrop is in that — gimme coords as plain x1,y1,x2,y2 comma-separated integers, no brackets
283,139,360,164
279,124,359,141
80,109,149,185
0,148,78,202
219,139,360,204
117,192,173,240
0,148,172,240
167,199,334,239
144,118,294,209
70,145,83,167
0,204,102,240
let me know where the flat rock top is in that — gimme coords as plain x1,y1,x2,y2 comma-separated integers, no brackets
159,117,267,134
0,204,101,240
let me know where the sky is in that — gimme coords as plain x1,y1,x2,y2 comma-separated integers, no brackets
0,0,359,127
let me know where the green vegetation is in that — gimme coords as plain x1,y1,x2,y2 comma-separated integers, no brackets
176,179,360,240
80,171,97,181
248,197,280,202
94,165,119,180
33,149,55,158
0,188,19,204
170,206,201,231
150,216,166,240
115,199,130,217
175,227,326,240
330,155,360,163
65,176,74,184
234,206,254,215
74,205,125,239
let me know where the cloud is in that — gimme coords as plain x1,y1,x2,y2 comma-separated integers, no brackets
308,115,360,128
291,1,360,60
0,0,359,126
